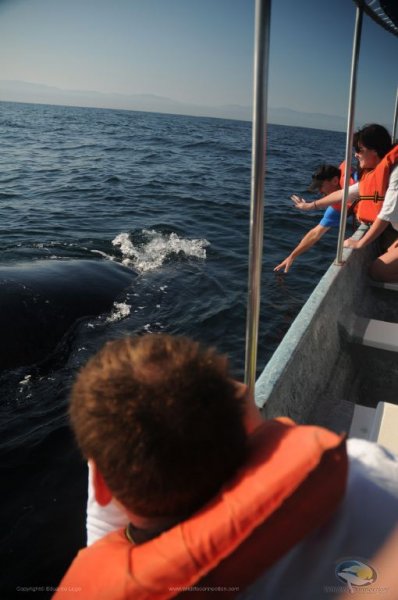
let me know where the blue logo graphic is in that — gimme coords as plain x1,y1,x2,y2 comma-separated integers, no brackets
335,559,377,592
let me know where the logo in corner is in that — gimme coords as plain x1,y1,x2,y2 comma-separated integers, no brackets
335,558,377,592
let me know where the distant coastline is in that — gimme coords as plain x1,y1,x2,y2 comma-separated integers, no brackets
0,79,348,132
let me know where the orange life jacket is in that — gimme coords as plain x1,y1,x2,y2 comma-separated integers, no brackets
355,145,398,223
54,419,347,600
331,160,355,212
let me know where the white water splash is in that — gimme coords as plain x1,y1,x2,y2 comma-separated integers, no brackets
112,230,209,273
90,249,115,261
19,374,31,386
105,302,131,323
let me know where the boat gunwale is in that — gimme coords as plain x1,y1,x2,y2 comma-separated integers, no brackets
255,224,369,410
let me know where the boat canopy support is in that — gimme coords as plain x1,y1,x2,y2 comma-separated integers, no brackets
352,0,398,38
244,0,271,392
393,86,398,143
335,5,363,266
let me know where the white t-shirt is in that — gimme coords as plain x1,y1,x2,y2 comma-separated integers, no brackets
86,462,129,545
242,439,398,599
378,164,398,230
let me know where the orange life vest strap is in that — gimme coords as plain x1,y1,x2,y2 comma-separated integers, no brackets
358,194,384,202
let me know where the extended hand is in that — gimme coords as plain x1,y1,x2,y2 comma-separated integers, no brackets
291,194,312,211
274,256,294,273
343,238,361,249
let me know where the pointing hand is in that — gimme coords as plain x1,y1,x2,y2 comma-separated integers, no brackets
274,256,294,273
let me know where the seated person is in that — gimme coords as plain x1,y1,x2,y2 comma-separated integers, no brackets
292,124,398,282
55,334,398,599
274,165,347,273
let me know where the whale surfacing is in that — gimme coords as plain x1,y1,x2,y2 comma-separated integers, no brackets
0,259,134,370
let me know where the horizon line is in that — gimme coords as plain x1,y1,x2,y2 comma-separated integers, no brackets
0,98,349,134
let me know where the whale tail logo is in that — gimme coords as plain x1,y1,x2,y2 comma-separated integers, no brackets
335,559,377,593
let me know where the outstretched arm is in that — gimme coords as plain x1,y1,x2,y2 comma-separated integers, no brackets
344,218,389,249
274,224,329,272
291,189,344,212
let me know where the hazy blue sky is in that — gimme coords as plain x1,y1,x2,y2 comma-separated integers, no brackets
0,0,397,129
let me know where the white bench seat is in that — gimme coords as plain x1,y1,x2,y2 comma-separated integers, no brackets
369,280,398,292
348,317,398,352
350,402,398,455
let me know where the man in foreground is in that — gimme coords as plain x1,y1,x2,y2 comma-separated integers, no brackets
55,334,398,599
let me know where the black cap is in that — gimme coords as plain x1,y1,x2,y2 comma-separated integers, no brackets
308,164,340,193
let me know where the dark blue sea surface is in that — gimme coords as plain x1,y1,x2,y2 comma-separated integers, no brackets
0,101,352,595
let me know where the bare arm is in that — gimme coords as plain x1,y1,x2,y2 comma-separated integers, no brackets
274,224,329,272
344,218,389,249
291,189,344,212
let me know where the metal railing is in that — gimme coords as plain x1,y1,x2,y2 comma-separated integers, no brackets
244,0,271,392
393,86,398,143
244,0,396,387
335,5,363,266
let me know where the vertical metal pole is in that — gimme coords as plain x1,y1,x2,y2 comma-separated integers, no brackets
392,86,398,144
335,6,363,265
244,0,271,392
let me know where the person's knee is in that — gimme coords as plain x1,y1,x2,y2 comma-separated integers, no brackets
369,255,398,282
369,259,386,281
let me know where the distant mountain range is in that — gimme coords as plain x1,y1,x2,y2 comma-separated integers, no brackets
0,80,347,132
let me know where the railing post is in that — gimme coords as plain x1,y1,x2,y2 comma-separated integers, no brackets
244,0,271,392
392,86,398,144
335,5,363,266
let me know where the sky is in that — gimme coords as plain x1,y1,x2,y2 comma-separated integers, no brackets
0,0,397,131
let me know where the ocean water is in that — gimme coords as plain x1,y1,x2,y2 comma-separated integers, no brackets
0,101,351,595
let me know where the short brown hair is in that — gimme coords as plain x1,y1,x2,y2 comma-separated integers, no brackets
70,334,247,518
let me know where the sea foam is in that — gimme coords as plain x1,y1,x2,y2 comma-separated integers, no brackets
105,301,132,323
112,230,209,273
